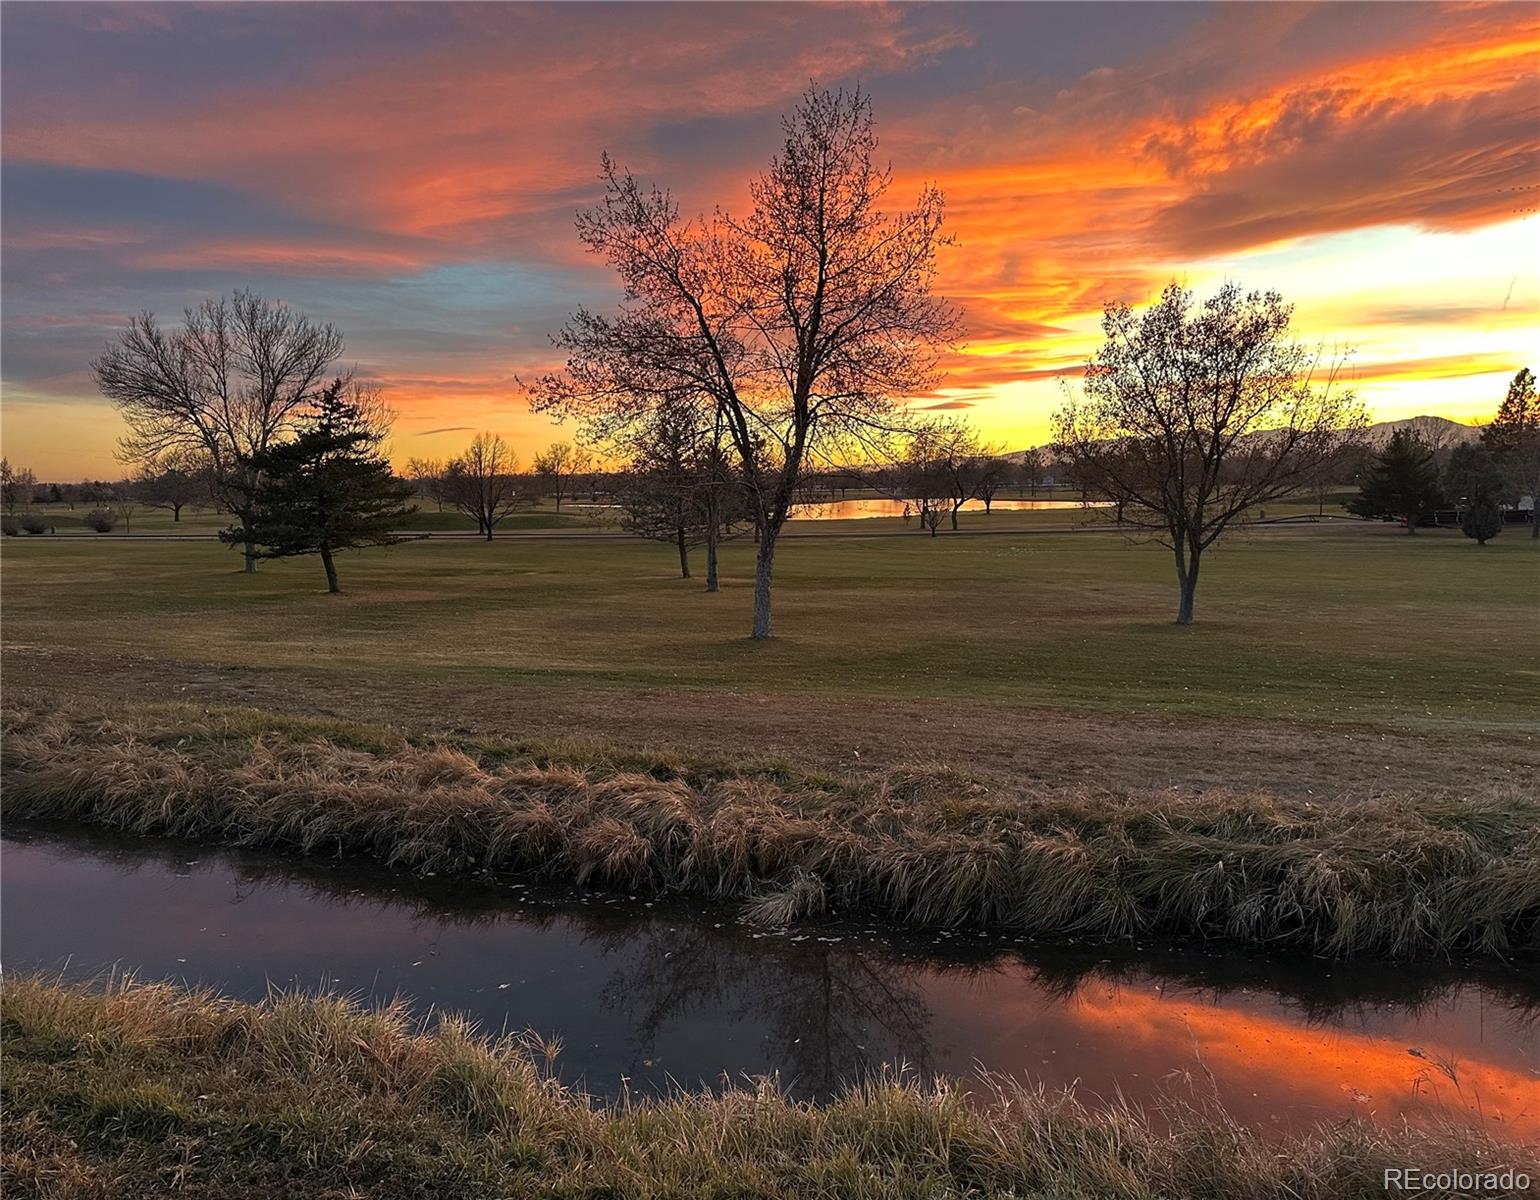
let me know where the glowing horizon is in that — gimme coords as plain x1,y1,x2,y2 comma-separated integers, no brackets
2,2,1536,479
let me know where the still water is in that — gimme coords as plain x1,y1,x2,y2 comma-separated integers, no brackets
3,824,1534,1136
792,497,1102,519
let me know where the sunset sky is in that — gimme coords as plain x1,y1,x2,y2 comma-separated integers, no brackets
2,1,1536,479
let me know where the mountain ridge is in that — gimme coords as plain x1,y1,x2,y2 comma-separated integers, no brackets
1004,415,1480,461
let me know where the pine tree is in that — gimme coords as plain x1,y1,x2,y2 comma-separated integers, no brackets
1461,496,1503,545
224,380,415,592
1345,429,1443,533
1481,367,1538,539
1443,443,1509,509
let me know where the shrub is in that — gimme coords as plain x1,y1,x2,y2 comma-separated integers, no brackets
0,517,18,537
20,514,48,536
83,510,116,533
1460,497,1503,545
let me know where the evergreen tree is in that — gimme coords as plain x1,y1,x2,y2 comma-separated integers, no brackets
1443,442,1509,509
1481,367,1539,539
224,379,415,592
1345,429,1443,533
1460,496,1503,545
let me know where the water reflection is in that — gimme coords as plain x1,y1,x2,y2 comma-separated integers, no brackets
2,823,1535,1136
792,497,1106,519
595,922,938,1095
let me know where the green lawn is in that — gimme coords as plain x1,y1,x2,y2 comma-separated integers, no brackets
2,502,596,535
2,524,1534,730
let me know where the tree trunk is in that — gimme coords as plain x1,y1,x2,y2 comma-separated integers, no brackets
172,504,182,523
483,518,494,542
705,520,720,593
1173,543,1200,626
676,525,691,579
243,540,258,574
750,529,777,639
1405,512,1417,534
983,496,993,514
950,504,960,531
319,544,340,594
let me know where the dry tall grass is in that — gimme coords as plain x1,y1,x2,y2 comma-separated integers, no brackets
4,974,1534,1200
3,699,1536,958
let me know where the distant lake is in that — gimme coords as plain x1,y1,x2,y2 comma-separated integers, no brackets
793,497,1107,519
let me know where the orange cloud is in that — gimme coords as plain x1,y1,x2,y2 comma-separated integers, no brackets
2,2,1535,475
1349,352,1528,384
922,970,1540,1139
1066,986,1540,1138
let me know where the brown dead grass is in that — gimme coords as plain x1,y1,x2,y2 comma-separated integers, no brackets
4,973,1535,1200
4,697,1536,959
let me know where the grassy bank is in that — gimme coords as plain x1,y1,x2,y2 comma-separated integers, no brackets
5,700,1535,959
4,975,1532,1200
3,524,1534,730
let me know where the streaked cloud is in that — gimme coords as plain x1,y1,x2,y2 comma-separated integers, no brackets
1,2,1535,475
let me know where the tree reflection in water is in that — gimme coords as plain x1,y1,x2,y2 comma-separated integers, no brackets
592,922,939,1098
6,821,1536,1114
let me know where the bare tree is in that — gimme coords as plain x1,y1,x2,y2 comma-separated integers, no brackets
442,433,534,540
615,399,744,587
79,480,114,506
92,290,345,571
1054,282,1366,625
1018,447,1047,495
532,441,592,513
975,455,1013,514
530,85,959,638
881,422,953,537
110,488,139,535
405,457,449,511
0,460,36,515
928,420,992,530
132,446,212,522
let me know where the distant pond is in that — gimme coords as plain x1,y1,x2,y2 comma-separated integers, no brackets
3,824,1535,1137
792,497,1106,519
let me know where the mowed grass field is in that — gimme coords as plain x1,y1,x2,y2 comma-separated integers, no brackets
3,523,1534,730
5,502,589,535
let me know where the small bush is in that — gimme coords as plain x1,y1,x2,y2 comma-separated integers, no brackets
0,517,18,537
83,510,116,533
1461,497,1503,545
20,515,48,536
